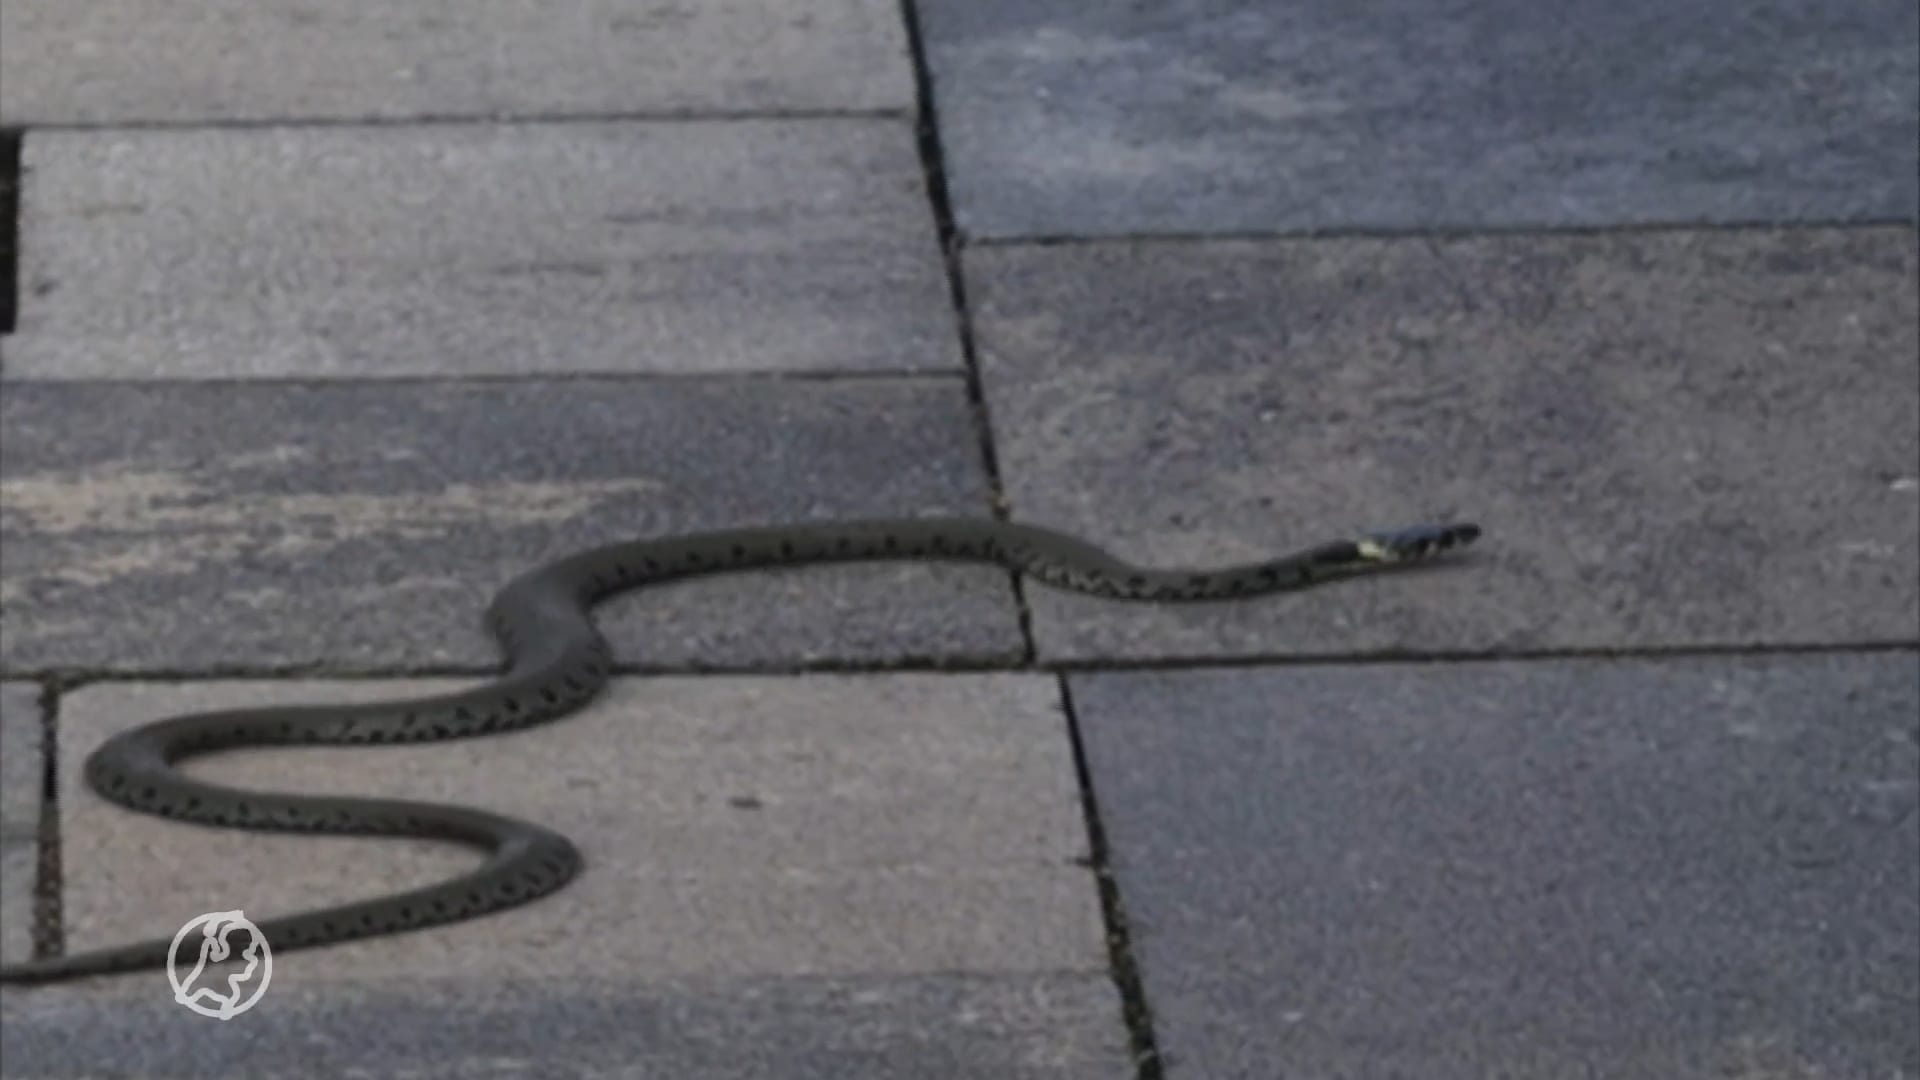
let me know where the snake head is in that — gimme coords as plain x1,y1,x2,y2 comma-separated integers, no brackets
1355,522,1481,563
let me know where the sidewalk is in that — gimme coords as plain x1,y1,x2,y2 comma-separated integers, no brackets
1,2,1916,1078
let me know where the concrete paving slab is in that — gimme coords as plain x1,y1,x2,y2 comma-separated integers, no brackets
0,683,43,966
0,684,40,845
1072,652,1920,1079
0,0,913,125
0,972,1131,1079
7,120,959,380
965,228,1920,661
0,379,1021,673
0,844,32,970
49,673,1105,984
917,0,1920,238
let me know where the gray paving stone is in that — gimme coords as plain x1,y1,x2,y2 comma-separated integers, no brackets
0,844,33,970
1073,652,1920,1079
49,674,1105,984
0,684,40,845
7,120,959,380
0,0,913,125
0,972,1131,1079
0,379,1021,673
917,0,1919,238
0,683,43,966
965,228,1920,661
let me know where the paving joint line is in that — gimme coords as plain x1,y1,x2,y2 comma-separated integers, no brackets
16,638,1920,691
17,107,914,135
968,216,1920,250
896,0,1039,666
0,126,20,335
1055,674,1165,1080
1041,638,1920,669
0,368,969,390
29,677,64,962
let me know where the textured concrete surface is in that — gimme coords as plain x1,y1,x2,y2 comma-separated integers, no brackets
0,972,1131,1079
0,0,914,125
918,0,1920,238
965,228,1920,661
50,674,1104,982
0,378,1022,673
1072,652,1920,1079
7,120,959,379
0,683,42,966
4,0,1915,1073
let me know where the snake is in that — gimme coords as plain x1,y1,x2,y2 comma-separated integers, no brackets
0,516,1479,985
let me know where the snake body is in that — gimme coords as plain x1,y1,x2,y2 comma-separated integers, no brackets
0,516,1479,985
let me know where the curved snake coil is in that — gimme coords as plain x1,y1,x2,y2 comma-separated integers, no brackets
0,516,1479,984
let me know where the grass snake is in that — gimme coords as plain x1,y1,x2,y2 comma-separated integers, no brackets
0,516,1480,985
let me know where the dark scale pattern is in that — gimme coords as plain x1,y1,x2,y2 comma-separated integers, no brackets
0,516,1476,985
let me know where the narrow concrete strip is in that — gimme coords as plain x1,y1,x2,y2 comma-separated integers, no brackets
51,673,1106,983
1072,652,1920,1079
965,228,1920,660
0,683,43,966
8,119,959,379
917,0,1918,237
0,379,1021,673
1,972,1132,1079
0,0,914,124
